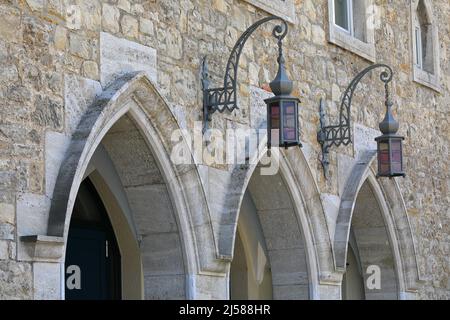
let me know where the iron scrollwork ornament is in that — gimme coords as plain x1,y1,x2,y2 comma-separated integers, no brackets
317,64,394,178
201,16,288,133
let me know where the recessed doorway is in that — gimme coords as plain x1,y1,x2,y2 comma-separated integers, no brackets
65,178,121,300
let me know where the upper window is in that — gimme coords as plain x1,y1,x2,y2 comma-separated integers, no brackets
328,0,375,62
411,0,440,91
333,0,366,42
334,0,351,32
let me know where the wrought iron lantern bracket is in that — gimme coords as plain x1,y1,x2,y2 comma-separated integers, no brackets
317,63,394,177
201,16,288,133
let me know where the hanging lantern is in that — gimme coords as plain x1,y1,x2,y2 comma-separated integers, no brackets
265,44,301,149
375,100,405,177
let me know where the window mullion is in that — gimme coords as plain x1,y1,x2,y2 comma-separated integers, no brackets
348,0,354,37
415,25,423,69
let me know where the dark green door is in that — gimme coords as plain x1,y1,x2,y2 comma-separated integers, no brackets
65,179,121,300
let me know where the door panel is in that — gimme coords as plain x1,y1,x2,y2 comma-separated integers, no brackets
65,228,107,300
65,178,121,300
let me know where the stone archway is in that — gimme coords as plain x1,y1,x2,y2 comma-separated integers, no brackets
21,72,228,299
88,169,144,299
82,113,187,299
220,144,340,299
343,178,399,299
335,151,420,299
230,159,311,299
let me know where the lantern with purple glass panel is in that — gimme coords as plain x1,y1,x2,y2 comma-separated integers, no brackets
264,49,301,149
375,98,405,177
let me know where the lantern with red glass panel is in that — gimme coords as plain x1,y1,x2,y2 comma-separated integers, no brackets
375,99,405,177
265,50,301,149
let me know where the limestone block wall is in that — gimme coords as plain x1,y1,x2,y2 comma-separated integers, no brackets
0,0,448,299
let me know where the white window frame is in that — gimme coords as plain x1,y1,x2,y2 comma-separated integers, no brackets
333,0,354,36
327,0,376,62
414,26,423,69
410,0,440,92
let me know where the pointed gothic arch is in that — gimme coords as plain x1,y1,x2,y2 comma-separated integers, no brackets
24,72,232,299
219,141,340,299
411,0,441,91
334,151,420,299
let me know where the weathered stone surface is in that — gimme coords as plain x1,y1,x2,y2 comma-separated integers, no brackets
64,73,102,136
141,233,184,276
0,223,14,240
31,95,63,130
0,203,14,225
53,26,67,51
82,60,99,80
102,4,120,34
140,18,154,36
0,240,8,260
121,15,139,39
66,4,82,30
195,274,228,299
125,184,177,234
101,116,165,187
44,131,70,198
0,261,32,299
69,33,91,59
16,193,50,238
0,0,447,300
20,235,64,262
274,284,310,300
7,85,31,103
80,1,101,31
33,262,61,299
258,209,303,250
0,65,19,83
321,193,341,241
100,32,157,87
0,6,22,43
312,25,326,45
212,0,228,13
22,16,53,66
248,172,291,211
25,0,44,12
249,0,296,21
172,66,196,105
144,275,185,300
269,248,309,285
117,0,131,13
170,104,187,129
354,123,378,155
331,83,341,102
164,27,183,59
250,85,272,130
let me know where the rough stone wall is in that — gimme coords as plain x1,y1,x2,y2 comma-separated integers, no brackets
0,0,448,299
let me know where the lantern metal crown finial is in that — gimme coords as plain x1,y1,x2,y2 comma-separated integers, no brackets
270,41,293,96
379,85,399,135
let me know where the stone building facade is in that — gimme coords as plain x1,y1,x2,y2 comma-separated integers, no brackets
0,0,448,299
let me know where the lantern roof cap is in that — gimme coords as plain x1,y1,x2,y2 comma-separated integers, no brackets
264,95,299,103
270,53,293,96
375,133,404,141
379,101,399,134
